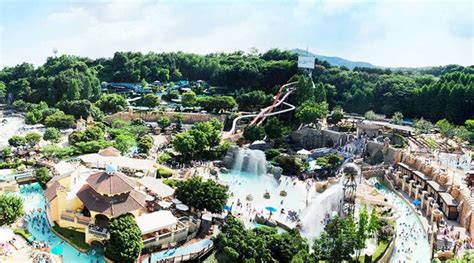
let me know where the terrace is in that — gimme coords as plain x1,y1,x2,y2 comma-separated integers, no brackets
137,211,199,249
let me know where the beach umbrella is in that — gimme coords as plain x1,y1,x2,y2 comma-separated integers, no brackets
158,200,173,209
0,227,14,244
265,206,278,213
224,205,232,211
176,204,189,211
51,245,63,255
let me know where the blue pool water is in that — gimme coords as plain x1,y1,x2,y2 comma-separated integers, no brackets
371,179,431,263
17,183,104,263
150,239,213,261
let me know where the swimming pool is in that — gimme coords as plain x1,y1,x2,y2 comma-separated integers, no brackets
371,179,431,262
17,183,104,263
218,171,317,216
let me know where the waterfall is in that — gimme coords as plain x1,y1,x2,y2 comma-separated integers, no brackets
300,182,344,240
232,148,267,176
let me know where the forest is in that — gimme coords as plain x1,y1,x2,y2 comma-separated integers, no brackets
0,49,472,124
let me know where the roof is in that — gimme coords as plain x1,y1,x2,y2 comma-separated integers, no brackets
98,147,121,157
140,177,175,198
426,180,447,192
413,171,430,181
398,162,412,171
79,154,157,172
53,161,76,176
86,171,136,195
44,181,63,202
76,184,146,217
440,192,458,206
136,210,178,235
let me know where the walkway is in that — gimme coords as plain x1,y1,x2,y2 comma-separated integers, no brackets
148,239,213,262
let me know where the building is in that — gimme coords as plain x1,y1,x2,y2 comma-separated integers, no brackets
78,147,158,177
44,164,198,247
396,162,458,221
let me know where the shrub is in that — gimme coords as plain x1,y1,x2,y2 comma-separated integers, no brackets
265,149,281,160
156,167,174,178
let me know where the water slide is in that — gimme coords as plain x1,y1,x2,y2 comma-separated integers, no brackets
225,81,298,137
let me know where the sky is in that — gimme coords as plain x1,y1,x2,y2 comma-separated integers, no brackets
0,0,473,68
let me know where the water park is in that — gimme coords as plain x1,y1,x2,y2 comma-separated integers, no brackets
0,52,473,263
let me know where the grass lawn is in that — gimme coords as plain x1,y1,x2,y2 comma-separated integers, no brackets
357,241,389,263
52,225,90,250
371,241,389,261
14,228,32,240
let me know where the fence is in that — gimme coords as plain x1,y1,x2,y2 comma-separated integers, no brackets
155,243,213,263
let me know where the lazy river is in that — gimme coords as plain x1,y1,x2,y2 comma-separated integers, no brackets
18,183,104,263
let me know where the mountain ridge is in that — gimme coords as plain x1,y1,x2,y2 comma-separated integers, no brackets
292,48,376,69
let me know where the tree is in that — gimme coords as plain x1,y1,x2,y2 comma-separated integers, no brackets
175,176,228,213
0,82,6,104
296,101,328,125
436,119,456,139
190,119,223,149
57,100,102,119
414,118,433,134
364,110,377,120
197,96,237,113
35,167,51,188
465,119,474,132
8,135,26,147
391,111,404,125
237,90,272,111
69,126,105,145
328,106,344,125
114,133,136,154
137,135,154,154
25,132,41,147
454,126,470,142
174,113,184,131
355,206,369,257
158,116,171,130
0,194,24,226
95,93,127,113
43,127,62,143
1,146,12,158
264,117,287,140
44,111,75,129
368,208,380,239
215,216,310,263
181,91,197,107
243,125,265,142
312,216,358,262
172,131,197,159
105,214,143,263
141,93,160,108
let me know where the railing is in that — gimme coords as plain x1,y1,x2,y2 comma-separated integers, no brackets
77,218,90,226
143,237,156,245
157,232,172,240
60,214,75,222
153,242,214,263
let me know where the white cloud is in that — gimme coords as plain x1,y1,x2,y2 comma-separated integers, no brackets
1,0,472,67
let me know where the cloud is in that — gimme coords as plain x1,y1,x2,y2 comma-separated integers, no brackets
0,0,472,67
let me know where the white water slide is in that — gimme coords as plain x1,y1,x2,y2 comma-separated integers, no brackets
225,80,314,137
